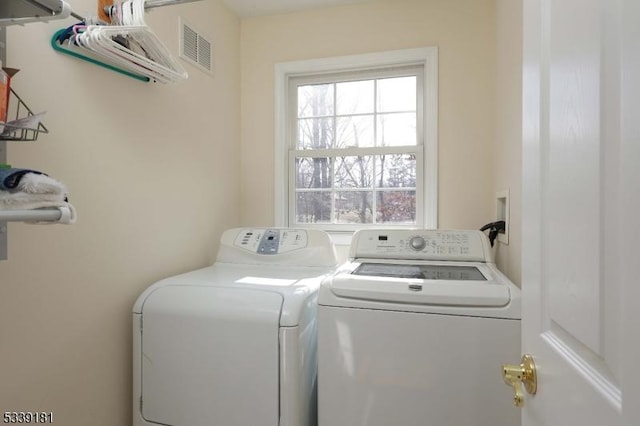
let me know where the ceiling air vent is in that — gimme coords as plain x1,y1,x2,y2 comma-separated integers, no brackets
179,18,213,75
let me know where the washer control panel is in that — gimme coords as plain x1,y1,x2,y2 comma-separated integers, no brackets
350,229,491,262
234,228,308,255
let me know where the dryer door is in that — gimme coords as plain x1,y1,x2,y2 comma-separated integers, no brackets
140,285,283,426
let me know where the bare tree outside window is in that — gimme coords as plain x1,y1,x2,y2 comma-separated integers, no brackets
292,70,421,227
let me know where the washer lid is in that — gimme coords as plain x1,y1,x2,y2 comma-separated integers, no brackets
328,263,510,307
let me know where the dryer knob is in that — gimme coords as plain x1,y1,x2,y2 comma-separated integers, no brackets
409,236,426,251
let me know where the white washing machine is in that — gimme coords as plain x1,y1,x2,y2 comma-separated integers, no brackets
318,229,521,426
133,227,338,426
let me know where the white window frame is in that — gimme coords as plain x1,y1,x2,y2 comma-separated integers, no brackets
274,47,438,234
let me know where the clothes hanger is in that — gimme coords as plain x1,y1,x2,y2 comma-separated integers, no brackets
51,26,150,82
108,0,187,82
51,0,188,83
76,24,187,83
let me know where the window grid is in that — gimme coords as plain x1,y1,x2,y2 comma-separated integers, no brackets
289,66,424,229
371,79,379,220
290,149,422,226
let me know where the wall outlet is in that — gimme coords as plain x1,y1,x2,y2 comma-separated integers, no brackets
496,189,509,245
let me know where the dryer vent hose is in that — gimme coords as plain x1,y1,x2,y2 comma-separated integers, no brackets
479,220,506,247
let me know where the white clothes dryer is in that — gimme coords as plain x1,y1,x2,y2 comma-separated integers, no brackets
133,228,338,426
318,229,521,426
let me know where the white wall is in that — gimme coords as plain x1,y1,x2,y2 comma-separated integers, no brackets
240,0,498,232
0,1,241,424
494,0,522,284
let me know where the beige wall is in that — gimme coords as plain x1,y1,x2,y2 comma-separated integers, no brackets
494,0,522,285
240,0,498,231
0,1,240,425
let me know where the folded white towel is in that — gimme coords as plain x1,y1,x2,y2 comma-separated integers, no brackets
0,173,76,224
0,190,63,207
16,172,67,195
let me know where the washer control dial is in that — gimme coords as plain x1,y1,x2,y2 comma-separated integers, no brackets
409,236,427,251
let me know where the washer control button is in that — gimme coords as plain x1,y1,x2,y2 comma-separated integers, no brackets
409,236,426,251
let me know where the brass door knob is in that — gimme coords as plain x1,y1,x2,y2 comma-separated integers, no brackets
501,354,537,407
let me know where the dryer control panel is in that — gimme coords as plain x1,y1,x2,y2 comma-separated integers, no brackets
349,229,492,263
233,228,308,255
215,227,337,268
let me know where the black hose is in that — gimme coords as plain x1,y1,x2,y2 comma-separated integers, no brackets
479,220,506,247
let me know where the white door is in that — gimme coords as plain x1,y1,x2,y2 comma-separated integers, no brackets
520,0,640,424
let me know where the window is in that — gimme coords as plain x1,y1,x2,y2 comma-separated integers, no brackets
275,48,438,233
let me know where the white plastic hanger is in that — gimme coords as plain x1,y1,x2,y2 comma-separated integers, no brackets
77,25,186,82
74,0,187,83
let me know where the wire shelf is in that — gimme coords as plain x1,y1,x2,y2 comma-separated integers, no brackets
0,88,48,141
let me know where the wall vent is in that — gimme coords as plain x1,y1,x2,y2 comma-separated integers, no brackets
179,18,213,75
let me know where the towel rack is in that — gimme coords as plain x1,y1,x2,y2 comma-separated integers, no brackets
0,207,67,222
0,205,75,260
